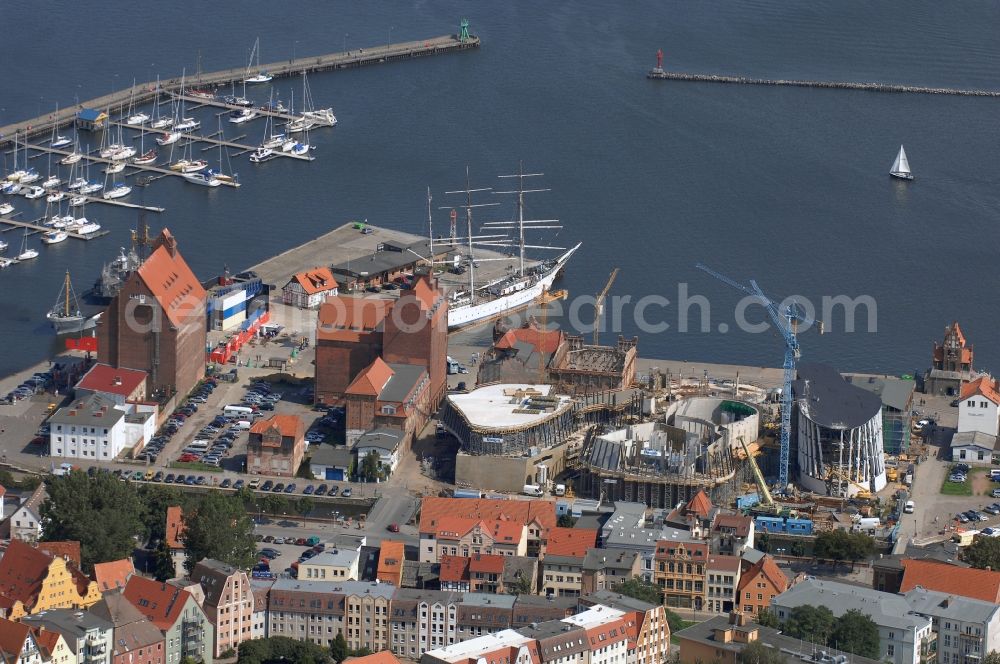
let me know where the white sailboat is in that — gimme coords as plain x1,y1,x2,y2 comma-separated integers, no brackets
0,202,14,216
890,145,913,181
15,227,38,261
299,72,337,127
49,104,73,148
245,37,273,84
59,136,82,165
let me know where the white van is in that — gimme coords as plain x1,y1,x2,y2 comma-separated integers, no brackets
234,420,252,430
187,441,209,451
904,500,915,514
224,405,253,417
522,484,543,497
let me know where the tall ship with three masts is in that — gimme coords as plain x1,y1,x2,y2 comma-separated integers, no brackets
438,165,581,330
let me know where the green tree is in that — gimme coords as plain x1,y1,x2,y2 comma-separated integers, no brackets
613,577,662,605
829,609,880,659
844,532,875,569
756,609,781,629
814,530,870,567
360,449,381,482
182,491,257,573
982,652,1000,664
790,541,806,557
740,640,787,664
40,471,144,572
152,539,177,582
506,572,533,596
557,513,578,528
138,484,189,543
296,497,315,517
757,531,771,553
237,637,330,664
963,536,1000,570
329,633,349,663
784,605,835,645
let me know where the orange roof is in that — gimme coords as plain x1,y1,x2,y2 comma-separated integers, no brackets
317,296,392,342
585,617,630,647
0,617,32,658
951,321,967,346
77,364,147,398
36,541,81,567
31,627,61,659
135,229,206,327
0,539,56,608
685,490,713,518
737,554,788,595
165,506,185,549
496,327,565,355
439,555,471,584
622,611,642,649
419,497,557,536
712,514,753,537
545,527,597,558
122,575,198,631
290,267,339,295
249,414,305,439
346,357,394,397
346,652,403,664
960,376,1000,405
469,553,506,575
376,540,404,586
93,558,135,592
900,559,1000,603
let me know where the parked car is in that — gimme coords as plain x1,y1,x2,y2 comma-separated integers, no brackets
315,484,327,496
387,523,400,533
984,505,1000,515
284,483,296,494
234,479,245,490
261,480,274,492
303,485,314,495
273,483,285,493
957,513,970,523
341,487,352,497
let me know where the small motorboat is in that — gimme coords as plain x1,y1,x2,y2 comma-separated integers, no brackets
76,222,101,235
229,109,258,124
189,88,215,99
68,196,87,207
105,162,126,174
102,183,131,200
1,182,22,195
126,112,150,125
0,203,13,215
19,169,40,184
183,172,222,187
41,175,61,189
67,177,88,191
133,149,157,166
151,117,174,129
0,240,6,251
156,131,182,146
46,191,66,203
249,147,275,163
246,71,273,84
59,152,82,165
175,117,201,131
50,136,73,149
41,230,68,245
262,101,289,113
80,182,103,195
223,95,254,108
23,186,45,199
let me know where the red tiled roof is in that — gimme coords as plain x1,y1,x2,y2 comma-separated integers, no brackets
290,267,339,295
419,497,557,536
316,296,392,342
36,541,81,567
496,327,565,355
165,506,185,550
345,357,394,397
685,490,713,518
960,376,1000,405
122,575,198,632
135,229,206,328
434,517,525,545
249,414,305,439
900,559,1000,603
712,514,752,537
707,555,742,573
376,540,404,586
0,539,55,607
0,618,31,658
439,555,471,584
76,364,147,398
951,321,967,346
545,527,598,558
93,558,135,592
469,553,506,575
31,627,61,659
622,611,642,649
737,554,788,595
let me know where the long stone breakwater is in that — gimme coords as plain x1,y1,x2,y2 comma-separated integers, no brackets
647,68,1000,97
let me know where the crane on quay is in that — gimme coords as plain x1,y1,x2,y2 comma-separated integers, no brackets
695,263,823,492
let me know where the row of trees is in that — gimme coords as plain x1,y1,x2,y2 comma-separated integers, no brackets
236,634,377,664
757,606,879,659
40,472,260,575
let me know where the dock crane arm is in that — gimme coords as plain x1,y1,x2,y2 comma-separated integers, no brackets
593,268,619,346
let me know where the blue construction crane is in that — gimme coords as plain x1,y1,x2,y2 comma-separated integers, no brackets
695,263,820,491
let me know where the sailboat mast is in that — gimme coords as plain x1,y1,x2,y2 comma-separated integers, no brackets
427,187,434,268
465,166,475,296
517,160,525,277
64,271,71,317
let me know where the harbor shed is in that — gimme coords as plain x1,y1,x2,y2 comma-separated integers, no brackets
76,108,108,131
282,267,339,309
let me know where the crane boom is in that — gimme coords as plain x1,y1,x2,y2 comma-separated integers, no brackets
739,437,774,508
593,268,619,345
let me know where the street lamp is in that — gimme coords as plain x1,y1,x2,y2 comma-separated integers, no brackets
388,26,394,49
343,33,349,53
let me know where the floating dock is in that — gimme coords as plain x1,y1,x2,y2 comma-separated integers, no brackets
646,68,1000,97
0,32,480,148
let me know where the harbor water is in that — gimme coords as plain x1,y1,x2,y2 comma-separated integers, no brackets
1,0,1000,378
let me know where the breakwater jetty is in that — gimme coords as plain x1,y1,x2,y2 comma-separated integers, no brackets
0,31,480,148
646,68,1000,97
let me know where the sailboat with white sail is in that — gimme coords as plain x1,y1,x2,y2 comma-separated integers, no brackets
890,145,913,180
15,226,38,261
49,104,73,148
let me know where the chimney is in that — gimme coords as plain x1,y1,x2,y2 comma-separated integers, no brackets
113,376,122,386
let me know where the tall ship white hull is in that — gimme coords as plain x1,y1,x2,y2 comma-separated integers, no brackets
447,243,580,329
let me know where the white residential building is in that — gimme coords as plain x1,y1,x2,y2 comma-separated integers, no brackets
48,394,154,461
904,587,1000,664
354,428,403,475
9,484,45,542
958,376,1000,438
772,579,932,664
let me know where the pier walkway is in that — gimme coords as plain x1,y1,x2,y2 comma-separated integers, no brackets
647,68,1000,97
0,33,479,148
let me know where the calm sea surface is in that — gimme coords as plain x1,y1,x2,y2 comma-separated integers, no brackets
2,1,1000,378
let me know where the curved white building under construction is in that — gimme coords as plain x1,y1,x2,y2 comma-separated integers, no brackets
793,363,887,497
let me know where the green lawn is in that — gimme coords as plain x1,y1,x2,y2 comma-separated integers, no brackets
670,620,697,644
169,461,224,473
940,480,973,496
